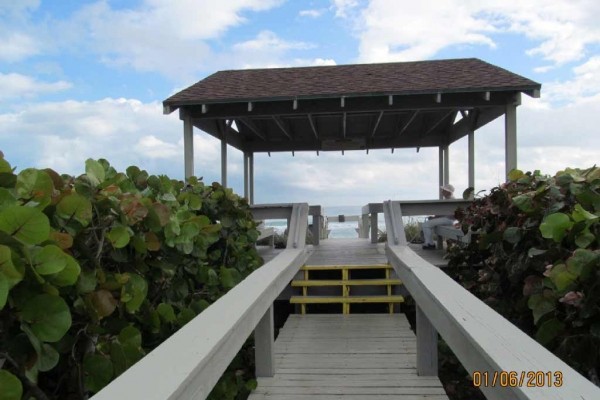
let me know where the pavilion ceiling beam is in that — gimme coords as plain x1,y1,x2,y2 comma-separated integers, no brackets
308,114,319,139
183,91,515,120
424,110,454,136
237,118,266,140
482,91,490,101
448,106,504,144
272,116,293,139
192,119,245,152
398,110,419,136
371,111,384,137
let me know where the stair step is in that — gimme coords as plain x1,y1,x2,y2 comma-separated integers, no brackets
290,295,404,304
301,264,392,271
291,279,402,287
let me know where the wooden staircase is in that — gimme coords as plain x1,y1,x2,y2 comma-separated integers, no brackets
290,264,404,314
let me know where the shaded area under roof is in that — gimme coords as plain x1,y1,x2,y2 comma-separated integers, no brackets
163,58,540,154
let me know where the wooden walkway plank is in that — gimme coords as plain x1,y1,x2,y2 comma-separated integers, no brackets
249,314,448,399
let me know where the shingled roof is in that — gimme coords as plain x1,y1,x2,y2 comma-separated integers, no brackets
164,58,540,106
163,58,540,155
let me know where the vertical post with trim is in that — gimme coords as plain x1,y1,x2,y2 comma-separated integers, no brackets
438,147,444,200
370,212,378,244
255,305,275,377
468,130,475,191
505,103,517,178
243,152,249,200
443,145,449,186
249,152,255,204
183,110,194,181
416,306,438,376
221,130,227,188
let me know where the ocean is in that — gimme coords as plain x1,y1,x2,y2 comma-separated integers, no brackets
263,205,426,239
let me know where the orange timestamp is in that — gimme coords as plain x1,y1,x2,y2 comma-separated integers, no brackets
472,370,563,388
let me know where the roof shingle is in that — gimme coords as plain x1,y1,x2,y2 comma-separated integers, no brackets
164,58,540,106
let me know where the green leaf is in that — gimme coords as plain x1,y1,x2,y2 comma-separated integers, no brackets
107,226,130,249
77,268,97,293
0,245,23,288
33,245,67,275
0,206,50,245
572,204,598,222
512,194,534,213
502,227,521,244
540,213,573,242
21,294,72,342
528,294,556,325
0,274,7,310
85,159,105,186
0,369,23,400
575,228,596,248
157,303,176,323
83,354,113,393
535,318,565,345
508,169,524,182
0,188,17,212
118,326,142,349
110,341,143,377
121,274,147,313
0,156,12,173
15,168,54,208
547,264,577,292
566,249,599,279
56,193,93,226
177,308,196,326
49,255,81,287
220,266,240,289
38,343,60,372
527,247,547,258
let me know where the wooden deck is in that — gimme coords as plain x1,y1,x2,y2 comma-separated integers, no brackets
258,238,447,267
249,314,448,399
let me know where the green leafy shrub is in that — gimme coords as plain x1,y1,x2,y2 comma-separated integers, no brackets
447,166,600,383
0,154,262,399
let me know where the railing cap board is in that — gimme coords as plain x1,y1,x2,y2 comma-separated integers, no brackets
382,199,600,400
93,204,310,400
251,203,321,220
362,199,472,216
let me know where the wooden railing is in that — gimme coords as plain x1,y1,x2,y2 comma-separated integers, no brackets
251,203,325,244
362,200,472,242
93,203,311,400
382,200,600,400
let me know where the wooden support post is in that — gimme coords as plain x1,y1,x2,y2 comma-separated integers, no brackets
249,153,255,204
468,130,475,191
183,112,194,181
221,140,227,187
361,214,370,239
370,212,378,244
311,213,321,246
417,305,438,376
443,145,449,186
243,152,249,199
255,305,275,377
438,147,444,200
505,103,517,178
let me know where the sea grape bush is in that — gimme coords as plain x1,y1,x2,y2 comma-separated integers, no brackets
0,154,262,399
447,166,600,383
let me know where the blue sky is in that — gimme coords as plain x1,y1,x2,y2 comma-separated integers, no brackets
1,0,599,206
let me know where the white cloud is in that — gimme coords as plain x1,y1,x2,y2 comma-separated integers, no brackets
339,0,600,66
0,0,40,16
0,32,40,62
331,0,360,18
536,56,600,104
59,0,283,79
0,73,71,100
299,9,325,18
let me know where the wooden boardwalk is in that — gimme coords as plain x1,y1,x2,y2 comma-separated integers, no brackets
249,314,448,399
258,238,446,267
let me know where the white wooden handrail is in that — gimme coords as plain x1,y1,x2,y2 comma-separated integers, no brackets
383,200,600,400
93,203,311,400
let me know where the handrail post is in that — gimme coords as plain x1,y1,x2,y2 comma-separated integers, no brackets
370,212,378,243
417,305,438,376
255,304,275,377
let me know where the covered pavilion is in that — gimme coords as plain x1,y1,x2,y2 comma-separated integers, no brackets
162,58,541,202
